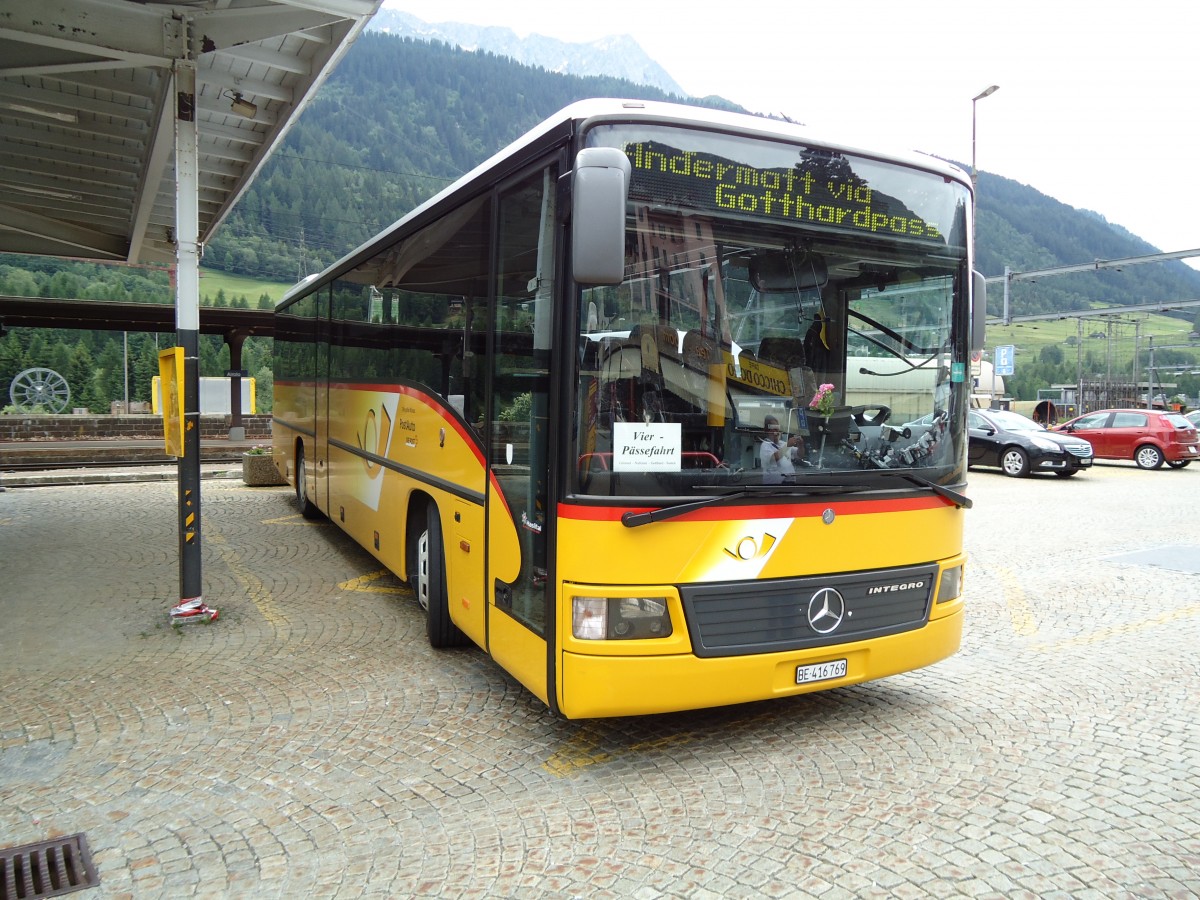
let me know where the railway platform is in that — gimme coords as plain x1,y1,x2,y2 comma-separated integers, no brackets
0,439,256,487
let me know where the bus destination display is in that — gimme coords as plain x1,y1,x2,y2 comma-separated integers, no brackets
625,140,943,243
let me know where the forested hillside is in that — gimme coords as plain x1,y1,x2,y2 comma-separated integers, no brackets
0,258,273,413
208,32,1200,316
205,34,727,281
11,30,1200,311
974,171,1200,318
3,31,1199,412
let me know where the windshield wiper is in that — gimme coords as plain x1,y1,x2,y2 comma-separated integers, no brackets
620,481,870,528
872,470,972,508
787,469,970,508
621,489,752,528
619,471,970,528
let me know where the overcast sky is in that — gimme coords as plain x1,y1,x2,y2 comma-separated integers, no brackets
383,0,1200,271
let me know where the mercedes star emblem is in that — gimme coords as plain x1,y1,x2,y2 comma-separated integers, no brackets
807,587,846,634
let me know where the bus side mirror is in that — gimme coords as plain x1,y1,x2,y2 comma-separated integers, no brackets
971,270,987,352
572,147,631,286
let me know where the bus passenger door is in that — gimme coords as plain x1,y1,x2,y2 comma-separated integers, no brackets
487,161,559,707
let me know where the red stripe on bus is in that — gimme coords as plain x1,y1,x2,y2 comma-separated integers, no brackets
488,471,513,518
558,494,952,522
328,382,484,467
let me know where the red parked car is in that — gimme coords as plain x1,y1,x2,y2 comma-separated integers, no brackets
1053,409,1199,469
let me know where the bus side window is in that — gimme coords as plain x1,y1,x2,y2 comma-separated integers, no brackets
381,197,491,434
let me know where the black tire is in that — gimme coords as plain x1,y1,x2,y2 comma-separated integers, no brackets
296,445,321,519
419,504,468,648
1000,446,1030,477
1165,459,1190,469
1134,445,1164,470
1055,469,1079,477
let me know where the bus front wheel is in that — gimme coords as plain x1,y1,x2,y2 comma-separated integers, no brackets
418,504,468,648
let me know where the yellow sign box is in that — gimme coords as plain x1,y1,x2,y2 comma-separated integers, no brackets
158,347,185,457
725,352,792,397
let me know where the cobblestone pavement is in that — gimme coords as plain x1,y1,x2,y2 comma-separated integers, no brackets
1,462,1198,898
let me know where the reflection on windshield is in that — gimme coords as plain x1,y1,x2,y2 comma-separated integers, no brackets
980,411,1043,432
573,207,966,498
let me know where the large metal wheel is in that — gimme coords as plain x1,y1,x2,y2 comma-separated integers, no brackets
418,504,468,648
9,367,70,413
1134,445,1164,470
1000,446,1030,478
295,444,321,519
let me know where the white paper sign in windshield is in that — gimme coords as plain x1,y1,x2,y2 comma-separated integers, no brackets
613,422,682,472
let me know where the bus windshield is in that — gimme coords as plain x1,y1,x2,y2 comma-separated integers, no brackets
573,123,971,499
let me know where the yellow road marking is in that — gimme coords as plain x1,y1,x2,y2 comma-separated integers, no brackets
1030,603,1200,653
998,566,1039,637
543,728,613,776
262,513,329,526
339,569,409,595
544,711,776,777
205,529,285,626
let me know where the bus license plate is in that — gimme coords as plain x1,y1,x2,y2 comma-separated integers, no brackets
796,659,847,685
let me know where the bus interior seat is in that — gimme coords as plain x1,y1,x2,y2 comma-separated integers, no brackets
757,336,806,369
682,329,720,372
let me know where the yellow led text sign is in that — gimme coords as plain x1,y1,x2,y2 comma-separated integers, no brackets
626,141,942,242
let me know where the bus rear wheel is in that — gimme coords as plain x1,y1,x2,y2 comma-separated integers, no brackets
295,445,321,519
418,504,468,648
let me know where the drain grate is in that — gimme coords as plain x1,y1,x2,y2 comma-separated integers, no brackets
0,833,98,900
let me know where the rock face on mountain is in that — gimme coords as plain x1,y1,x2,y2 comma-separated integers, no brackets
370,9,689,98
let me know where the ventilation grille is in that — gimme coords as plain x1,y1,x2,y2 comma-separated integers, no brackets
681,564,937,657
0,833,98,900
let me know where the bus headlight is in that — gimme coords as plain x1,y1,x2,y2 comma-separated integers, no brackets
572,596,673,640
937,565,963,603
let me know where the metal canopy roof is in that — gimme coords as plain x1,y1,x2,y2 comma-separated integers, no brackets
0,0,381,267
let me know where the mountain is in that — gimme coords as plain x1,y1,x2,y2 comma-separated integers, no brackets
202,31,1200,321
6,31,1198,414
9,30,1200,325
361,12,1200,317
971,169,1200,318
368,9,689,97
203,33,743,281
4,30,1195,412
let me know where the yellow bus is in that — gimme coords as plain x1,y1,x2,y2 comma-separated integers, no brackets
272,99,986,718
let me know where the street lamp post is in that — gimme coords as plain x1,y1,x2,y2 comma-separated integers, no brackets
971,85,999,348
971,84,999,218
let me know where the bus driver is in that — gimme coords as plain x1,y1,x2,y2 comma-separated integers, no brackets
760,414,805,483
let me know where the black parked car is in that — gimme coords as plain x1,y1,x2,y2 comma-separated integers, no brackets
968,409,1093,477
